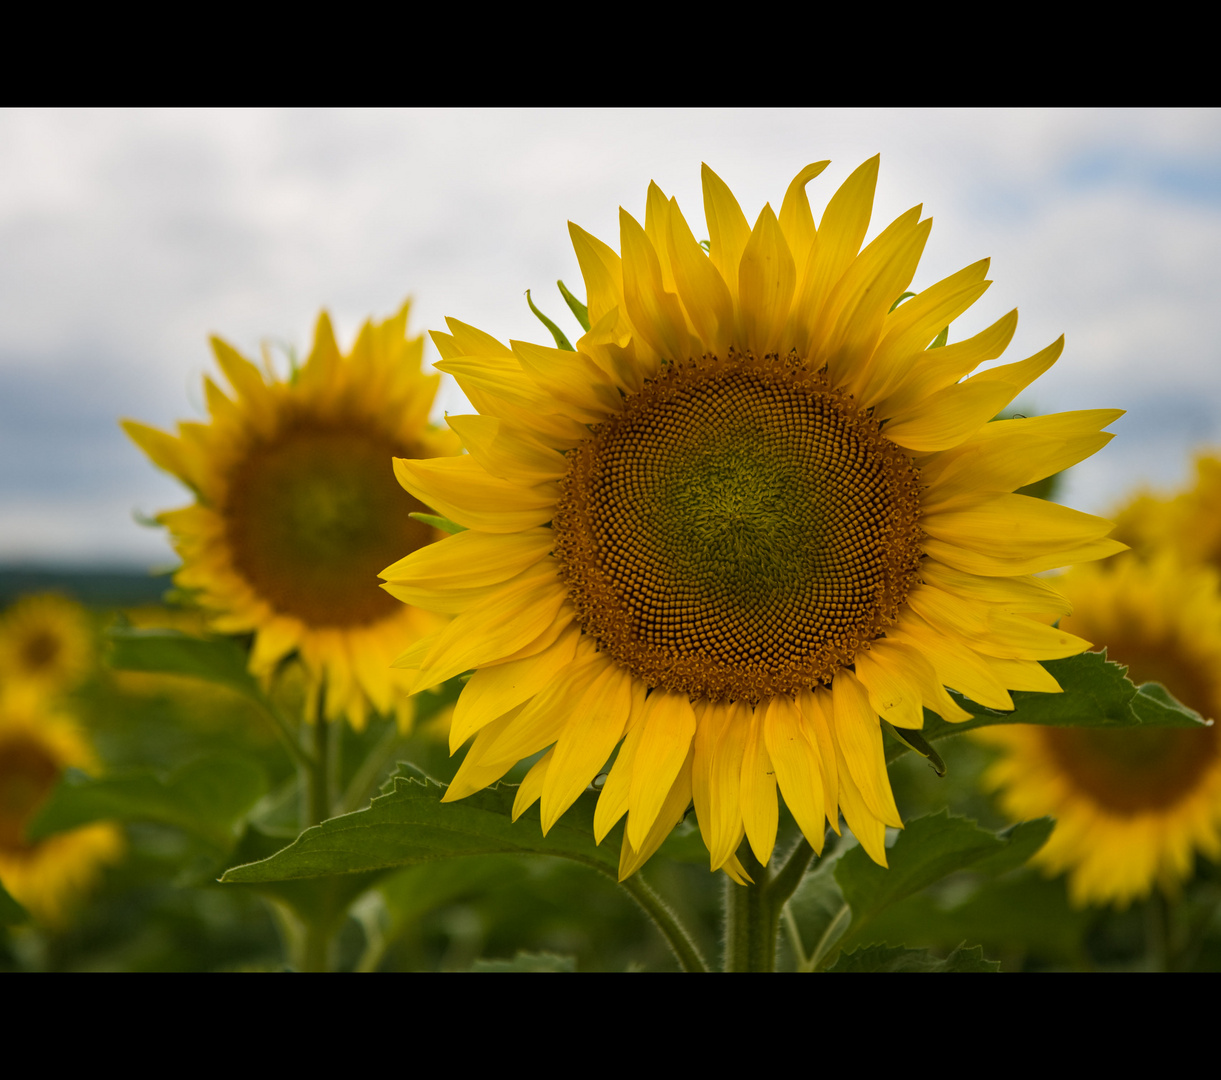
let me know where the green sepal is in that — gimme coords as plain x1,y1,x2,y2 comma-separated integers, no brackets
526,289,575,351
888,291,917,314
29,753,269,849
556,280,590,332
408,511,466,535
883,721,946,776
826,942,999,972
929,325,949,348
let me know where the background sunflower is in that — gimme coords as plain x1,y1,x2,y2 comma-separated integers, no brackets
124,303,459,728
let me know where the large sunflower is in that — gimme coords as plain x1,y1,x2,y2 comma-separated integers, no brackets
0,704,123,925
979,556,1221,907
125,303,458,728
0,594,94,706
385,159,1123,879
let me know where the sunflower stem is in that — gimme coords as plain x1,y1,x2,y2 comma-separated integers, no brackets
618,874,710,973
339,720,407,814
306,685,331,827
724,847,777,972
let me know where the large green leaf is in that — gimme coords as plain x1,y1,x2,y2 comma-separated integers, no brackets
788,811,1052,969
107,627,264,702
29,753,268,848
888,651,1208,764
222,775,619,883
826,943,999,972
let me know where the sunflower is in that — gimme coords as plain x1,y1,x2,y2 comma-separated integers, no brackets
384,158,1123,880
0,594,94,706
1112,453,1221,570
124,303,459,729
979,556,1221,907
0,704,123,925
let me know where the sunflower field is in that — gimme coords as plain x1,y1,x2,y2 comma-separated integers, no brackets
4,132,1220,972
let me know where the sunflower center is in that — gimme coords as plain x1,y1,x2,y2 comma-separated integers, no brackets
224,422,433,628
21,630,61,672
1043,724,1218,815
1041,638,1221,815
554,353,923,699
0,735,60,853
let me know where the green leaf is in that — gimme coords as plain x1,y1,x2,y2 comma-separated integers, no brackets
222,775,619,883
526,289,575,351
107,627,263,701
29,753,268,848
889,651,1210,764
826,943,999,972
815,810,1052,966
470,951,577,972
888,291,916,314
0,879,29,926
557,280,590,332
929,325,949,349
409,512,466,535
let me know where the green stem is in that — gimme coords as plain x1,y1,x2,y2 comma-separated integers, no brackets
618,874,710,973
339,721,406,814
1146,890,1171,972
308,696,331,827
806,903,851,972
724,847,776,972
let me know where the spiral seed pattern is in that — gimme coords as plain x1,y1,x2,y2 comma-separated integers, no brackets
554,352,923,699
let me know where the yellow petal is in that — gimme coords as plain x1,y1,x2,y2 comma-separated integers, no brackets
444,414,569,486
627,691,697,850
830,670,902,827
510,339,623,419
922,493,1115,561
442,707,525,802
618,747,695,881
620,208,692,363
763,695,826,853
739,704,779,865
569,222,630,337
644,181,677,293
593,713,644,844
853,644,926,730
876,308,1018,418
448,626,579,751
540,664,634,834
393,456,558,533
666,196,734,356
797,688,840,830
443,316,515,359
708,700,751,870
777,161,830,275
888,619,1014,711
791,156,879,356
381,527,554,590
121,421,199,489
921,535,1128,577
919,559,1073,618
702,163,751,309
738,203,796,357
511,748,554,821
832,734,889,867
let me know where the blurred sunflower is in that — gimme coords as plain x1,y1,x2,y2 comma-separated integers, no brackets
386,159,1122,880
979,557,1221,908
1113,453,1221,570
0,704,123,925
0,594,94,705
124,303,459,729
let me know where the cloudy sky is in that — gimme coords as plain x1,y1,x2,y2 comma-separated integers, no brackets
2,108,1219,565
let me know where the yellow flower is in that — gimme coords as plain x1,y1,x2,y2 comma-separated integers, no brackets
979,557,1221,907
124,303,459,729
1113,453,1221,570
0,594,94,706
0,704,123,925
385,159,1123,880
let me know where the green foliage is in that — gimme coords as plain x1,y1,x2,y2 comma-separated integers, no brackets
30,754,268,849
787,811,1051,970
222,775,618,883
889,651,1209,765
826,943,999,972
107,628,264,702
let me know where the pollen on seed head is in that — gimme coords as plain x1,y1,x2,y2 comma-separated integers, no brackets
553,351,923,701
